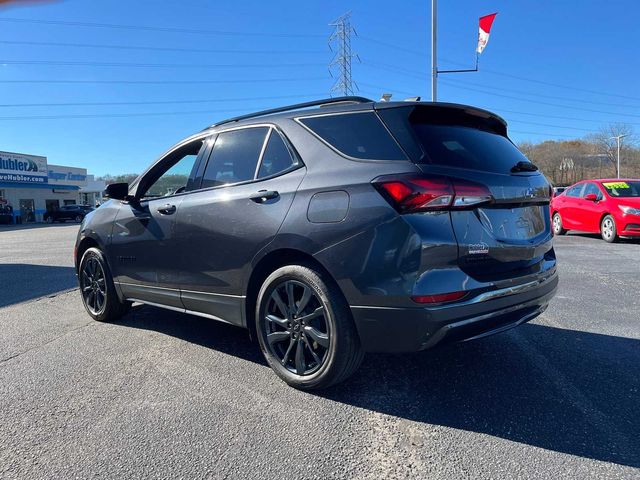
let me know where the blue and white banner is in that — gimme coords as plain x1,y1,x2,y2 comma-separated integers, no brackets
0,151,48,184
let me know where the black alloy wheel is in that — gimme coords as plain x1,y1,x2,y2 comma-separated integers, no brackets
78,247,130,322
80,255,107,315
263,279,330,375
255,263,364,390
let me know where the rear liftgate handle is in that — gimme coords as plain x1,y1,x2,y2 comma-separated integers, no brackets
249,190,280,203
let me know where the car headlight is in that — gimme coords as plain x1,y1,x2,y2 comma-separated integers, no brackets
619,205,640,215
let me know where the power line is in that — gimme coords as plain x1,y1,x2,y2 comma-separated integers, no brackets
358,36,423,57
0,17,325,38
0,76,327,85
358,82,417,97
495,108,640,127
0,59,324,69
439,80,640,119
360,82,638,128
0,107,269,121
359,39,638,103
0,39,325,55
509,130,578,138
0,93,326,108
361,60,425,80
442,78,640,110
478,68,640,102
506,119,597,133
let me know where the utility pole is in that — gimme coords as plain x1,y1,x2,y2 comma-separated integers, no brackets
610,134,629,178
329,12,359,96
431,0,437,101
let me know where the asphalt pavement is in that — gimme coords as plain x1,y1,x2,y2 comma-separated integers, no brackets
0,224,638,479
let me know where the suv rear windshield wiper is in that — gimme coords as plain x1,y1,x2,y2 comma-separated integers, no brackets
511,161,538,173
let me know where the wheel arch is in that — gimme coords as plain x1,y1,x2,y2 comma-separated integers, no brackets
244,248,338,338
75,236,100,273
599,211,614,227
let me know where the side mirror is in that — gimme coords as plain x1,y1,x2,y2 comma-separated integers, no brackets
584,193,598,202
104,182,129,201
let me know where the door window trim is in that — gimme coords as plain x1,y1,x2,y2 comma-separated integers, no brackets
129,131,213,201
190,123,305,193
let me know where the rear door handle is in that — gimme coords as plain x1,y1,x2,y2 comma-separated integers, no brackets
249,190,279,203
157,204,177,215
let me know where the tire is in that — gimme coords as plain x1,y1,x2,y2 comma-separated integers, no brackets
255,263,364,390
75,214,83,223
78,247,130,322
552,213,567,236
601,215,618,243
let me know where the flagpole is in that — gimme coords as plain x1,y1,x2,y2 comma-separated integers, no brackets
431,10,497,99
431,0,437,102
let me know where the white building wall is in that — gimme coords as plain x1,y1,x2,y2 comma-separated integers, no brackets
0,186,80,223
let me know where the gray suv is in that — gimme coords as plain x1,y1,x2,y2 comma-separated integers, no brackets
75,97,558,389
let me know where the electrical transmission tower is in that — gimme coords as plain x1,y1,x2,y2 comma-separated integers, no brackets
329,12,359,96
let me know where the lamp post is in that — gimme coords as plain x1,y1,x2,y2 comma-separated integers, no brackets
609,134,628,179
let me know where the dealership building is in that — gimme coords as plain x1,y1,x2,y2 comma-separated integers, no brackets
0,150,105,224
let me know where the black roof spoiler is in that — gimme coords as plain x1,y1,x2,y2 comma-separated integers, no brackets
205,96,373,130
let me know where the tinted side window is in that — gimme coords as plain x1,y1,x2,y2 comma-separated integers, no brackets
565,184,584,198
257,130,298,179
299,112,406,160
201,127,268,189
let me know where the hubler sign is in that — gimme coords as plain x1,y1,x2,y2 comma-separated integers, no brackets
0,151,48,184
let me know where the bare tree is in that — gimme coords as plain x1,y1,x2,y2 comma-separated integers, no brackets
585,123,636,169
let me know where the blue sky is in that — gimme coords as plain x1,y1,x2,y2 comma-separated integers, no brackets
0,0,638,176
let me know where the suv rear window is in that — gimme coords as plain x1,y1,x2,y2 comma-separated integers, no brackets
411,124,531,173
298,112,406,161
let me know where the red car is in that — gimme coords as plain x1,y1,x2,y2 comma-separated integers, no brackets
551,179,640,242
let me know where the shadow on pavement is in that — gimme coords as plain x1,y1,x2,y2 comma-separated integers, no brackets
0,264,77,307
324,323,640,468
120,304,263,364
120,305,640,468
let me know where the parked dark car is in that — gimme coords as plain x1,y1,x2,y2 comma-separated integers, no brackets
45,205,94,223
74,97,558,389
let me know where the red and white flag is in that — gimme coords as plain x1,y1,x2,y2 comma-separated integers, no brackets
476,13,498,54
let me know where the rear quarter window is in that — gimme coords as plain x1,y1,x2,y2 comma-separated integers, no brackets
298,112,407,161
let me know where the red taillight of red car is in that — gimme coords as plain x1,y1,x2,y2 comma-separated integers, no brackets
374,175,493,213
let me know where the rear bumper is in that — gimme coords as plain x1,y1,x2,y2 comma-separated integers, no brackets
351,270,558,353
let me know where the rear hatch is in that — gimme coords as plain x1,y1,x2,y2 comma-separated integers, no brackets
377,103,553,282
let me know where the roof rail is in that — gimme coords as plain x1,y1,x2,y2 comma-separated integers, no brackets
207,96,373,129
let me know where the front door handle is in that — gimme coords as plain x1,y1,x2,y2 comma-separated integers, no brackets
249,190,279,203
157,204,177,215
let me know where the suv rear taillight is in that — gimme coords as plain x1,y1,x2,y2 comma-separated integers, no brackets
374,175,493,213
